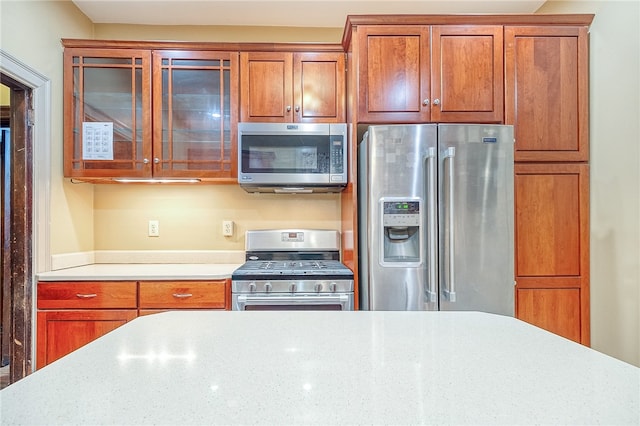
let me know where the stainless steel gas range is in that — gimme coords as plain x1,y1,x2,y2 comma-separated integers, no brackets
231,229,355,311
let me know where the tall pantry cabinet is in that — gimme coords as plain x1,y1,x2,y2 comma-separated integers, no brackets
505,25,591,344
341,15,594,344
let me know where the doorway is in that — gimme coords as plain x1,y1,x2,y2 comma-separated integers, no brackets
0,76,33,389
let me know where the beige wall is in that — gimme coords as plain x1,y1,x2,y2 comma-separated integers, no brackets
539,0,640,367
1,0,95,253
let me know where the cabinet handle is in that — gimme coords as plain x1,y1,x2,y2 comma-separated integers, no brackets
286,105,291,112
76,293,97,299
422,99,430,106
172,293,193,298
154,158,160,164
433,98,441,106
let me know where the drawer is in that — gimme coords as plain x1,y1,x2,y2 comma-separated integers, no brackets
37,281,138,309
139,280,226,309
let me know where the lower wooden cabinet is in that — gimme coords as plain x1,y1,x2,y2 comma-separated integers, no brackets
36,310,137,368
514,163,589,345
36,281,138,368
138,280,227,314
37,279,230,367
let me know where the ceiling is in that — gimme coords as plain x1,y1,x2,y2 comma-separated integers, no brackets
71,0,547,28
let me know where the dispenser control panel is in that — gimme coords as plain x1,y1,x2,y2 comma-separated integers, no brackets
383,201,421,227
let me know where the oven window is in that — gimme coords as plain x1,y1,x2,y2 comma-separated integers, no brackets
244,304,342,311
240,134,330,173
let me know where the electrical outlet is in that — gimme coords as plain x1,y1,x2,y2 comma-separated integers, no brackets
148,220,159,237
222,220,234,237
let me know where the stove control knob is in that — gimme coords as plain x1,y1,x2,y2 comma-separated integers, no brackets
289,283,297,293
264,283,272,293
248,282,257,292
314,283,322,293
330,282,337,292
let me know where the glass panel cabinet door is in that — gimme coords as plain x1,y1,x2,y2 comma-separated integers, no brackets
63,48,152,178
152,51,239,179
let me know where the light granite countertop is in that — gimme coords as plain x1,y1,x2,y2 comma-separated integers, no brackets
37,263,243,281
1,311,638,425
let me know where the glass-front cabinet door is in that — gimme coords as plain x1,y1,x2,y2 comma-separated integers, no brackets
63,48,152,178
152,51,238,179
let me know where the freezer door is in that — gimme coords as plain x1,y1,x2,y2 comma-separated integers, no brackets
358,124,438,311
437,124,514,316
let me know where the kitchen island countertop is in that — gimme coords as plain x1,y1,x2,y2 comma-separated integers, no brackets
36,263,242,281
1,311,638,425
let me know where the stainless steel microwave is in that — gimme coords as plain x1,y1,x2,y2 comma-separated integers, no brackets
238,122,348,193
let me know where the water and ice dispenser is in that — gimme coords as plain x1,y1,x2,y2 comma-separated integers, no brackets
381,200,422,264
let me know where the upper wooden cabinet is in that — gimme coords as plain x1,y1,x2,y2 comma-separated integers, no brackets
355,25,503,123
505,26,589,162
240,51,345,123
63,44,238,181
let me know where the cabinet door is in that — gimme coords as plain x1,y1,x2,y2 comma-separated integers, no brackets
36,310,137,368
514,163,590,344
431,25,504,123
138,280,227,309
505,26,589,162
357,26,430,123
240,52,293,122
153,51,239,179
63,48,152,178
293,52,346,123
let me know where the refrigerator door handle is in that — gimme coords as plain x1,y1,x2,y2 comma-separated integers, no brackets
443,146,457,302
425,147,438,303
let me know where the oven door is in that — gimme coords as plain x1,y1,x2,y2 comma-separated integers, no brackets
233,292,354,311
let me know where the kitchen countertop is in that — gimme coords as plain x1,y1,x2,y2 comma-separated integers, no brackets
36,263,243,281
1,311,638,425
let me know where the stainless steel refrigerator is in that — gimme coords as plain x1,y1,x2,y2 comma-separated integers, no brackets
358,124,514,315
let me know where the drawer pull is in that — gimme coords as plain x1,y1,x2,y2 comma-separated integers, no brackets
172,293,193,299
76,293,98,299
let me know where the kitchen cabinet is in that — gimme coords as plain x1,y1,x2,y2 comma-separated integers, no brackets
63,43,238,181
514,163,590,344
138,280,227,315
505,26,589,162
36,281,138,368
37,279,231,366
354,25,503,123
240,51,345,123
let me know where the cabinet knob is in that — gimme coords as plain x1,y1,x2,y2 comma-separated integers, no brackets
433,99,440,106
294,105,300,113
286,105,292,112
422,99,430,106
143,158,150,164
154,158,160,164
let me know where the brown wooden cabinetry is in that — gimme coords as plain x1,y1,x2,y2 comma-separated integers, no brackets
138,280,227,315
240,51,345,123
355,25,503,123
506,23,591,345
63,42,239,181
514,163,590,344
36,281,138,368
505,26,589,162
37,279,231,367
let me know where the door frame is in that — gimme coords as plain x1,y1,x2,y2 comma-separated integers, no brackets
1,49,51,380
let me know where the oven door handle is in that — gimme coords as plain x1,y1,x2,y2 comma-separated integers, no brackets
236,294,352,310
